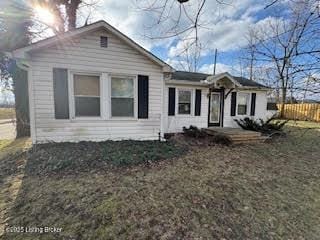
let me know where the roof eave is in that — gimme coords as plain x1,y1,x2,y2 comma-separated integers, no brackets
236,86,270,91
166,79,208,86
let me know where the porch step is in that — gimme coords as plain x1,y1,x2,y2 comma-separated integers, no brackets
232,136,269,144
203,127,268,145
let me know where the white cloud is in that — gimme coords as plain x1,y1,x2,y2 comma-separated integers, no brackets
166,58,187,70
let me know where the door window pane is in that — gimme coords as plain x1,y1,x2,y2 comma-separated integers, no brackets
178,90,191,114
210,93,220,122
74,74,100,117
111,77,134,117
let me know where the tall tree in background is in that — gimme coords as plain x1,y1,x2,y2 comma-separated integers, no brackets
137,0,227,71
244,0,320,116
42,0,98,33
0,0,33,137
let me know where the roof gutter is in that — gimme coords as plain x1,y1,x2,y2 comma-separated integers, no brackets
166,79,271,90
165,79,208,86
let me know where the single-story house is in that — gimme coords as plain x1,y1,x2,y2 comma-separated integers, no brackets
11,20,275,143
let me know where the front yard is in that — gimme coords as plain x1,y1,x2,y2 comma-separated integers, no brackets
0,108,15,120
0,121,320,239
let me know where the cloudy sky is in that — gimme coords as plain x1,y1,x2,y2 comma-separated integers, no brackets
82,0,284,75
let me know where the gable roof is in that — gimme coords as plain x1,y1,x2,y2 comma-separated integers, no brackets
12,20,172,72
171,71,268,89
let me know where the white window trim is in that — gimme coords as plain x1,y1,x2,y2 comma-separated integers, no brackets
236,92,251,116
176,88,194,116
108,74,138,120
69,71,103,120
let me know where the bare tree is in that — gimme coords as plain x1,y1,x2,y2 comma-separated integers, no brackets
244,0,320,116
136,0,231,71
169,37,208,72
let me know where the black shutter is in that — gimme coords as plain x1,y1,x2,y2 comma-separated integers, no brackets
195,89,201,116
250,93,256,116
230,92,237,116
53,68,69,119
138,75,149,119
168,88,175,116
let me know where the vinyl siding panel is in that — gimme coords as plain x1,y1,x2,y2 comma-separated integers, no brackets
31,29,163,143
223,90,269,128
164,85,209,133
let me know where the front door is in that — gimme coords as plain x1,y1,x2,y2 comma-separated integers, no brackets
208,89,224,127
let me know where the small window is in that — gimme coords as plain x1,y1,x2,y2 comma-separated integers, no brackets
267,102,278,110
178,90,192,114
100,36,108,48
237,93,250,115
74,74,100,117
111,77,134,117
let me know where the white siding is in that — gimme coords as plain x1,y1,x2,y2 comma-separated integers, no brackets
164,85,209,133
164,86,270,132
223,90,270,128
31,29,163,143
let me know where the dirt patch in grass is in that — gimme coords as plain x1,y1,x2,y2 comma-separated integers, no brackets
0,108,15,120
1,124,320,239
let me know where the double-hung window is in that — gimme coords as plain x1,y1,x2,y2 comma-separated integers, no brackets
178,89,192,115
111,76,135,117
73,74,100,117
237,93,250,115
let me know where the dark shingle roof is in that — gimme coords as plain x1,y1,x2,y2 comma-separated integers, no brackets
171,71,268,88
171,71,210,82
233,76,267,88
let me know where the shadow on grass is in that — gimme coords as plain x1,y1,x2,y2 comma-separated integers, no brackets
1,124,320,239
0,138,31,238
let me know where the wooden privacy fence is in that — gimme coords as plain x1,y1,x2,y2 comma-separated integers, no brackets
277,103,320,122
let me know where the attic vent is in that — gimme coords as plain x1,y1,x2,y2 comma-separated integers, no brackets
100,36,108,48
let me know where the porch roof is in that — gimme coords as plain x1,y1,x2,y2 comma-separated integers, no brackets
171,71,269,89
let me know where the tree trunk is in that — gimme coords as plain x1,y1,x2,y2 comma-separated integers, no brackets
280,87,287,119
66,0,81,30
13,66,30,138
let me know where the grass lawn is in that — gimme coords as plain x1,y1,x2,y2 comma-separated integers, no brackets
0,108,15,120
0,121,320,239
